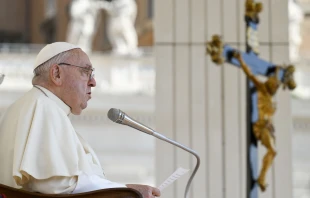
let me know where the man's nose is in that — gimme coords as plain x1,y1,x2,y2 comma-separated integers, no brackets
88,77,96,87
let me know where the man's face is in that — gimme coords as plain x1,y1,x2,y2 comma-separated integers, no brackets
61,49,96,115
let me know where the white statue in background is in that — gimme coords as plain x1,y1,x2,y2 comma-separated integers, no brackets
288,0,304,63
99,0,141,57
288,0,309,99
66,0,101,53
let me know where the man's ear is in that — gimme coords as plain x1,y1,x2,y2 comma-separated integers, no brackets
50,64,63,86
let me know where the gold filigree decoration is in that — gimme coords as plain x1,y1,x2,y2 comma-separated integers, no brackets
245,0,263,22
206,35,225,65
281,64,296,90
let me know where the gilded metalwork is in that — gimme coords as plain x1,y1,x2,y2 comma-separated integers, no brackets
245,0,263,22
234,51,280,191
206,35,224,65
281,65,296,90
205,0,296,195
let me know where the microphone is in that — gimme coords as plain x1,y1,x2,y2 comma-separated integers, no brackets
107,108,200,198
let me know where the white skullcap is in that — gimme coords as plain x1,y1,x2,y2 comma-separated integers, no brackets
34,42,80,70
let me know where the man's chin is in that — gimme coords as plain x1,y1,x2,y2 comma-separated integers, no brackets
81,103,88,111
71,105,87,115
71,109,82,115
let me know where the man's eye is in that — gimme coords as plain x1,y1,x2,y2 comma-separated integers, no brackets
82,69,89,73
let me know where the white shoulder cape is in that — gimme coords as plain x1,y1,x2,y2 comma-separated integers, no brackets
0,86,104,187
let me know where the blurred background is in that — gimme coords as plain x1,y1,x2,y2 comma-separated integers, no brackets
1,0,310,197
0,0,157,188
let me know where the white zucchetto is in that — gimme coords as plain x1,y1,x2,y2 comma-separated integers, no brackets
34,42,80,69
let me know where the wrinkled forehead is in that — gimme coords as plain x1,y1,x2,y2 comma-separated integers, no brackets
68,49,93,68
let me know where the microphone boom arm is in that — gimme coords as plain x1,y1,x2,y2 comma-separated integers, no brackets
107,108,200,198
152,131,200,198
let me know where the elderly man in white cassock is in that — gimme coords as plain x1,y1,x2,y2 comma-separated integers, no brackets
0,42,160,198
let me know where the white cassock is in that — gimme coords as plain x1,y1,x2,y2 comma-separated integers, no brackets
0,86,126,194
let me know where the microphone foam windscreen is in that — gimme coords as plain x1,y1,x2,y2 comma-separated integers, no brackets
107,108,121,122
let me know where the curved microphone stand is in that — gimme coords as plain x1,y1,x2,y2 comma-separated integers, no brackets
107,108,200,198
152,131,200,198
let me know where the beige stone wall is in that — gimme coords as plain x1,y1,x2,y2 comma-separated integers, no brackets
300,16,310,56
0,0,27,33
154,0,292,198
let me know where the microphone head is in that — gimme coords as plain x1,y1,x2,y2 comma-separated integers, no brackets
107,108,124,123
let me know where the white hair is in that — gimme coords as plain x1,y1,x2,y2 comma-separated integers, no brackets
32,50,78,84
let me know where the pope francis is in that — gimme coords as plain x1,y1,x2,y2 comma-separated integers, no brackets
0,42,160,198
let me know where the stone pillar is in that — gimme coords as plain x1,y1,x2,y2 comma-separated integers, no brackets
154,0,292,198
55,0,71,42
29,0,45,43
